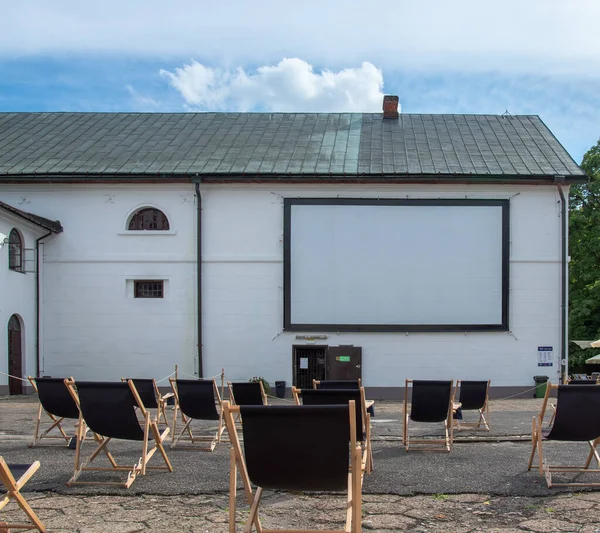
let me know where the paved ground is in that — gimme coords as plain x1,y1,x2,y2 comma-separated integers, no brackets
1,395,600,532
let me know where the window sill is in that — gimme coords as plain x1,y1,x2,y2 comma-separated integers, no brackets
118,230,177,236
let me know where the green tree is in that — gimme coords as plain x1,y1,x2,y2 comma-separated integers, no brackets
569,138,600,369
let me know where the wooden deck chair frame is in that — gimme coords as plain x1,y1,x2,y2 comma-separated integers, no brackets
169,378,226,451
452,380,490,431
403,379,454,452
65,378,172,488
291,386,373,478
120,377,173,427
28,376,88,447
0,458,46,532
222,400,362,533
527,383,600,488
312,378,362,389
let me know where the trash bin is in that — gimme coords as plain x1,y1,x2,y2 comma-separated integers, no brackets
533,375,549,399
275,381,286,398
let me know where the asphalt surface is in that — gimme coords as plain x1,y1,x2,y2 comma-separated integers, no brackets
1,397,598,498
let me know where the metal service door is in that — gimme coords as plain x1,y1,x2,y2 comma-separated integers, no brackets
327,346,362,380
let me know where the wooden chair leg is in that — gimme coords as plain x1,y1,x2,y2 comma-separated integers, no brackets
229,447,237,533
244,487,263,533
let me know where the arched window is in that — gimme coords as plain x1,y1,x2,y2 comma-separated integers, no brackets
8,229,23,272
128,208,170,231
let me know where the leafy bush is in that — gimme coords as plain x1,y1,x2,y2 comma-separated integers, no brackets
250,376,271,395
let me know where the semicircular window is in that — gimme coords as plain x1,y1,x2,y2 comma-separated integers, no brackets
128,208,170,231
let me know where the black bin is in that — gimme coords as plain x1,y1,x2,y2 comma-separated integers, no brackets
275,380,286,398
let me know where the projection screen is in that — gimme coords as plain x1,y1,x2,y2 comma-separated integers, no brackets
283,198,509,331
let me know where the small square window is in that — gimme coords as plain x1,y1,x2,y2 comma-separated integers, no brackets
134,280,164,298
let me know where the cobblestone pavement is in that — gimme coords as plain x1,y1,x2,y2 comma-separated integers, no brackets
2,396,600,532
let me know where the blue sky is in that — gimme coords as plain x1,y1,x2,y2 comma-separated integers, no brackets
1,1,599,163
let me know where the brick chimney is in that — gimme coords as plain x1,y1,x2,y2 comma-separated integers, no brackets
382,95,399,119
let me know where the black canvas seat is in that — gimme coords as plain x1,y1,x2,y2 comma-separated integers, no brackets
65,380,172,488
28,376,83,447
228,381,268,406
169,378,225,451
292,387,372,477
528,384,600,487
223,402,362,533
403,380,454,452
313,379,361,389
121,377,172,426
0,457,46,531
453,380,490,431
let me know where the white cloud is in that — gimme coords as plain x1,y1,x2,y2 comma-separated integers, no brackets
160,59,386,112
1,1,600,76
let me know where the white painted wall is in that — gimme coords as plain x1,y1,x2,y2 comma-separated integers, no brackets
0,185,198,382
0,181,567,391
200,183,567,389
0,210,47,389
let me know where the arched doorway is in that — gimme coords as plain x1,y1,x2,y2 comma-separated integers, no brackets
7,315,23,395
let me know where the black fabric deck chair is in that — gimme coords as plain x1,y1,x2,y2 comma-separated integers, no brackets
0,457,46,532
65,379,172,488
403,379,454,452
528,383,600,487
28,376,85,447
292,387,372,476
222,401,362,533
169,378,225,451
591,372,600,383
568,379,598,385
121,377,172,427
313,379,361,389
453,380,490,431
228,381,268,406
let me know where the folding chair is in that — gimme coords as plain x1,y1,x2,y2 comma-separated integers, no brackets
403,380,454,452
528,383,600,487
591,372,600,383
0,458,46,532
28,376,83,447
292,387,373,476
169,378,225,451
65,380,172,488
228,381,268,406
313,379,361,389
121,378,173,427
453,380,490,431
223,401,362,533
313,379,375,418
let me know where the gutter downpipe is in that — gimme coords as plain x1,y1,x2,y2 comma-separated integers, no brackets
194,181,204,378
557,183,568,384
35,231,52,378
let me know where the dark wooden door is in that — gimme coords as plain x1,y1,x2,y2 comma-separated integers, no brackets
327,346,362,380
8,315,23,395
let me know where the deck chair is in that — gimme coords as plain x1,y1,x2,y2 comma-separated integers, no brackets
28,376,85,448
228,381,268,406
453,380,490,431
528,383,600,487
121,378,172,427
65,379,172,488
403,380,454,452
169,378,225,451
313,379,361,389
591,372,600,383
568,379,598,385
292,387,373,476
313,379,375,417
0,458,46,532
223,401,362,533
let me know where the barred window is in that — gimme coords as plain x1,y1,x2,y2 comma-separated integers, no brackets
8,229,23,272
134,280,164,298
128,208,170,231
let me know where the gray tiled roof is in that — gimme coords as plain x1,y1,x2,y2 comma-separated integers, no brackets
0,112,585,180
0,200,63,233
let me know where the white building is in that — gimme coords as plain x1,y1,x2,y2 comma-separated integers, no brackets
0,104,587,397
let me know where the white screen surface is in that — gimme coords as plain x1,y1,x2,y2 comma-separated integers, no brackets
287,201,506,328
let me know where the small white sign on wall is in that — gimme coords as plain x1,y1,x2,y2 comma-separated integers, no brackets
538,346,553,367
299,357,309,369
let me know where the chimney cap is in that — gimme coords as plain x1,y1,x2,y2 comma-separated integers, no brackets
383,95,399,119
